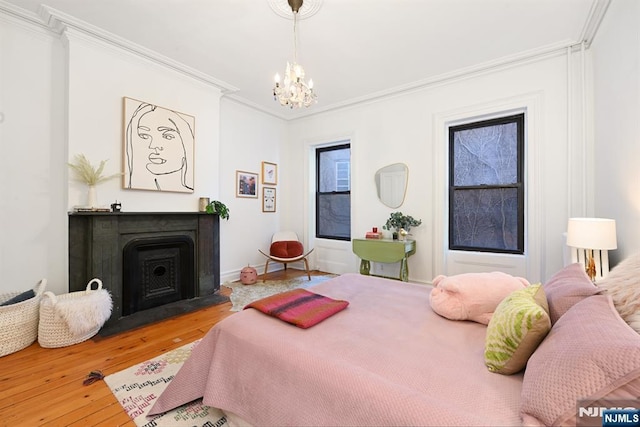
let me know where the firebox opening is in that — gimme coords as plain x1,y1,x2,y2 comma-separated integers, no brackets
122,235,195,316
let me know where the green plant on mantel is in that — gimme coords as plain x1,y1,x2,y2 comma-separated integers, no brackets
67,154,121,185
383,211,422,233
206,200,230,220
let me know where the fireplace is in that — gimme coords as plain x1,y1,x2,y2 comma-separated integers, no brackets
68,212,227,334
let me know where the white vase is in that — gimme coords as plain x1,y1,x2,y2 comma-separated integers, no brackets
87,185,97,208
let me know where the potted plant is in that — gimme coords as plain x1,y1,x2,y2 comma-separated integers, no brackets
68,154,121,208
383,211,422,240
205,200,230,220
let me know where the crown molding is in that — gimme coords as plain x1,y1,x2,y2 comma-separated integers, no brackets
2,0,607,122
251,38,581,121
0,0,48,31
580,0,611,47
37,5,238,94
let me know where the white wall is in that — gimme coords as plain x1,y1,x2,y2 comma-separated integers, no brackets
65,28,289,283
65,28,222,213
591,0,640,264
218,98,288,281
287,54,578,284
0,14,68,295
0,12,286,294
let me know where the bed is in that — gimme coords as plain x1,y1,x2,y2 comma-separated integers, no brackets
149,267,640,426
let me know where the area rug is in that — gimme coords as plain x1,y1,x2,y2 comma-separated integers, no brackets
104,340,227,427
224,274,338,311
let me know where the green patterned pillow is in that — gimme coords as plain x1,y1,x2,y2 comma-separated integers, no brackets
484,284,551,375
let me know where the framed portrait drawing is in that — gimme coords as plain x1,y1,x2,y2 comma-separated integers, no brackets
123,97,195,193
236,170,258,198
261,161,278,185
262,187,276,212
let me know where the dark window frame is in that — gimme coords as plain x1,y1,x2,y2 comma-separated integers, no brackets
448,113,525,254
316,143,351,241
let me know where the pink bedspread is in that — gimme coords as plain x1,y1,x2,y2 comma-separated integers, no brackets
149,273,523,426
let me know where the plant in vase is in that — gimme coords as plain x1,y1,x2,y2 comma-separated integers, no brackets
205,200,230,220
383,212,422,240
68,154,121,208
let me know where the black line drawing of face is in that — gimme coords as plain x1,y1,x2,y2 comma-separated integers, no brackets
125,101,194,192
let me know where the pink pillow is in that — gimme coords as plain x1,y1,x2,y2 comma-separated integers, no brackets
429,272,529,325
542,263,600,324
270,241,304,258
520,294,640,426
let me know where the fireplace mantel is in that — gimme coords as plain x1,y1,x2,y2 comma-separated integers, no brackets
68,212,221,331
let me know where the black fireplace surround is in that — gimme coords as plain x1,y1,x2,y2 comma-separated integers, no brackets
68,212,226,335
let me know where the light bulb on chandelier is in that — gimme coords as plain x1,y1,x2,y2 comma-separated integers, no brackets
272,0,317,109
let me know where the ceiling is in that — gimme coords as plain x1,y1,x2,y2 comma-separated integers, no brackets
3,0,607,120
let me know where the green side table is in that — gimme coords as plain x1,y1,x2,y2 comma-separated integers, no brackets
352,238,416,281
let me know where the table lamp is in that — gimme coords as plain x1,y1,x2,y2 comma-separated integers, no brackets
566,217,617,282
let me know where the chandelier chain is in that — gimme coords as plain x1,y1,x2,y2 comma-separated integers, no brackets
293,11,298,64
272,0,317,109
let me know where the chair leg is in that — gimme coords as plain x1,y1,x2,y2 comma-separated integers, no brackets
303,258,311,280
263,260,270,282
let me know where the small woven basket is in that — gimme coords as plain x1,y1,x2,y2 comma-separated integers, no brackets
38,278,112,348
0,279,47,357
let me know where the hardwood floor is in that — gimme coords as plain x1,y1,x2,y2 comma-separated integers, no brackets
0,269,329,426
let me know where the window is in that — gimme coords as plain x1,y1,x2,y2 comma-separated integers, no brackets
449,114,524,254
316,143,351,240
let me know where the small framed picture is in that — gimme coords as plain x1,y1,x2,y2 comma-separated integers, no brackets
261,161,278,185
236,170,258,198
262,187,276,212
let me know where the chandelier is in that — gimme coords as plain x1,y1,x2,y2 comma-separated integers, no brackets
273,0,317,109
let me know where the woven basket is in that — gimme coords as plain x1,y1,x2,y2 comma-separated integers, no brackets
38,278,112,348
0,279,47,357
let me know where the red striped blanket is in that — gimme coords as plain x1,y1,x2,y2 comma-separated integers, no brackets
244,288,349,328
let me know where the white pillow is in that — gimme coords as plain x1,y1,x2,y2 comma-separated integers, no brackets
596,252,640,333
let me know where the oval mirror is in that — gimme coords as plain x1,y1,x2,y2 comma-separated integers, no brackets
375,163,409,208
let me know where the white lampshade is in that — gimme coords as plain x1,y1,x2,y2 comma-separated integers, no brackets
566,218,617,250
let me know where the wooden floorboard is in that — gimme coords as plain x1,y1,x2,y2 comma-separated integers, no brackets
0,269,328,426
